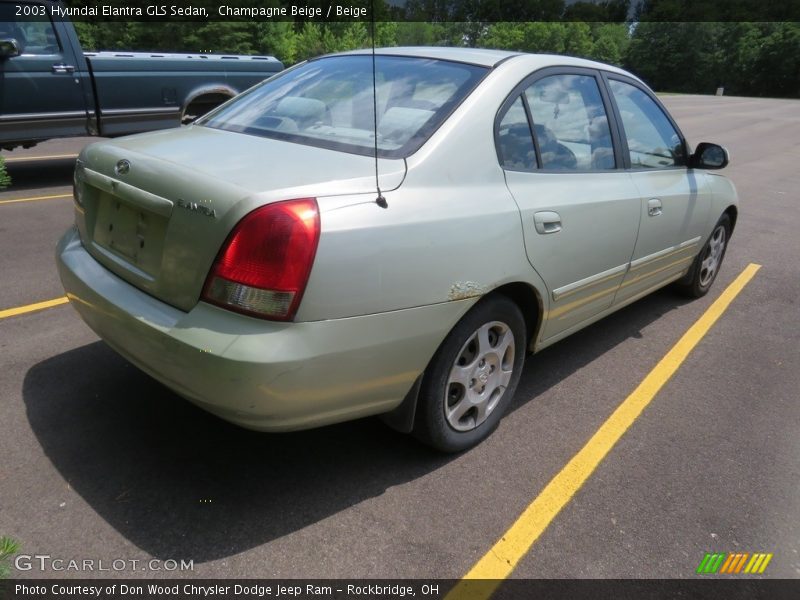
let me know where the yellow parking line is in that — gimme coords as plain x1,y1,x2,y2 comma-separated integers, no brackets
2,153,78,162
447,263,762,600
0,297,69,320
0,193,72,205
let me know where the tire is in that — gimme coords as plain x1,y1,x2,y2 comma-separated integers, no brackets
675,214,732,298
414,295,526,453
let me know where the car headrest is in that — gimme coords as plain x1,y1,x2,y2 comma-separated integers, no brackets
378,107,434,139
273,97,326,122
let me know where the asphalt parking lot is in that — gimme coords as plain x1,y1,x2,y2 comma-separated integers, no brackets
1,95,799,583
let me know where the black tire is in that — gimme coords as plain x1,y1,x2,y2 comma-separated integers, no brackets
414,295,526,453
675,214,732,298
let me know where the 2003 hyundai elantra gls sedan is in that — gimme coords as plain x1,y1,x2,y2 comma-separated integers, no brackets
57,47,737,452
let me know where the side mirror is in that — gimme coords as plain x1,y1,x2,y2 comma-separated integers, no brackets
690,142,729,170
0,38,21,59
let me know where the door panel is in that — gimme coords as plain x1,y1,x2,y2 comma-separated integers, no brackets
506,170,640,339
0,4,88,142
499,71,641,340
606,78,711,304
615,170,710,304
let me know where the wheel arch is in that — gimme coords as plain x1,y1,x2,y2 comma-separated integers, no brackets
381,281,544,435
724,205,738,237
490,281,544,350
181,85,238,122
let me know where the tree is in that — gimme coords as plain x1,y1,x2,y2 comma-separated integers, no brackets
624,20,799,97
749,23,800,98
255,21,299,64
481,23,526,50
521,22,567,53
395,22,441,46
0,157,10,190
564,0,630,21
589,23,629,65
624,22,722,93
481,21,629,64
375,21,399,48
563,22,594,57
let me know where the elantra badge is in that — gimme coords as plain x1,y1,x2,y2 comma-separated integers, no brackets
176,198,216,218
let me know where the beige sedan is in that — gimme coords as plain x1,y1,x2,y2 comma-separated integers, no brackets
58,48,737,451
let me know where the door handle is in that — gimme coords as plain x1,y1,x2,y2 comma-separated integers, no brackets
647,198,662,217
534,211,562,234
52,64,75,74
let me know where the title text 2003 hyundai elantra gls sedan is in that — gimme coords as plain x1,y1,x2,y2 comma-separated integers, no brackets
57,47,737,452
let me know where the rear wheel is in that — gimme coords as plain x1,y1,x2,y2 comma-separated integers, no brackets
675,214,731,298
414,296,526,452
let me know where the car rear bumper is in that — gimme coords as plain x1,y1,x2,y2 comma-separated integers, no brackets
56,227,474,431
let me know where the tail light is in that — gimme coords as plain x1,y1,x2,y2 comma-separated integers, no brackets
73,160,86,207
202,198,320,321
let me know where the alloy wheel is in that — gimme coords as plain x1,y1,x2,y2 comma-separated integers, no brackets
699,225,727,287
444,321,515,432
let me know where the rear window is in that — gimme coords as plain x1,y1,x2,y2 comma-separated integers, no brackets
200,55,488,159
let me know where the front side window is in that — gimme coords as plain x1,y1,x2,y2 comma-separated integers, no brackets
525,74,615,170
201,55,487,159
608,79,685,168
0,3,61,55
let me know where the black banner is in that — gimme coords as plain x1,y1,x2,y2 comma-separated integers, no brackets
2,579,800,600
11,0,800,23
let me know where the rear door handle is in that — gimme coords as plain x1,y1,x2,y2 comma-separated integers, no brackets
648,198,662,217
534,211,562,234
52,64,75,74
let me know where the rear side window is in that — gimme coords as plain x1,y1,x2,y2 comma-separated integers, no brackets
497,96,537,172
525,74,615,171
608,79,685,168
201,55,487,159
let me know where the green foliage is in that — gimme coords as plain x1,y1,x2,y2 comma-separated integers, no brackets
481,22,629,64
0,536,21,579
589,22,630,64
563,22,594,56
374,22,399,48
255,21,299,64
0,157,11,190
624,21,800,97
565,0,630,22
624,22,719,93
395,22,437,46
65,2,799,98
634,0,793,22
481,22,526,49
747,23,800,98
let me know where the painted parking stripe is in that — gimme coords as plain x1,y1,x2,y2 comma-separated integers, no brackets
2,153,78,162
0,193,72,205
0,297,69,320
446,263,762,600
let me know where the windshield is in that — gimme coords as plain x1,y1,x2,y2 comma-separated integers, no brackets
199,55,488,159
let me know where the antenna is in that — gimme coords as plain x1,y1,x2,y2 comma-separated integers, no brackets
370,0,388,209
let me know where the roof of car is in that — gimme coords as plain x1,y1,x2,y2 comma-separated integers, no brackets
334,47,632,75
339,46,519,67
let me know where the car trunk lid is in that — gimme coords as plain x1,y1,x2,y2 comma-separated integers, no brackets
75,125,405,312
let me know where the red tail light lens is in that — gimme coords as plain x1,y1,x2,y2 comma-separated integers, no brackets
202,198,320,320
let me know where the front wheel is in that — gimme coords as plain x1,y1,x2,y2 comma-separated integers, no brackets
414,295,526,453
675,214,731,298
